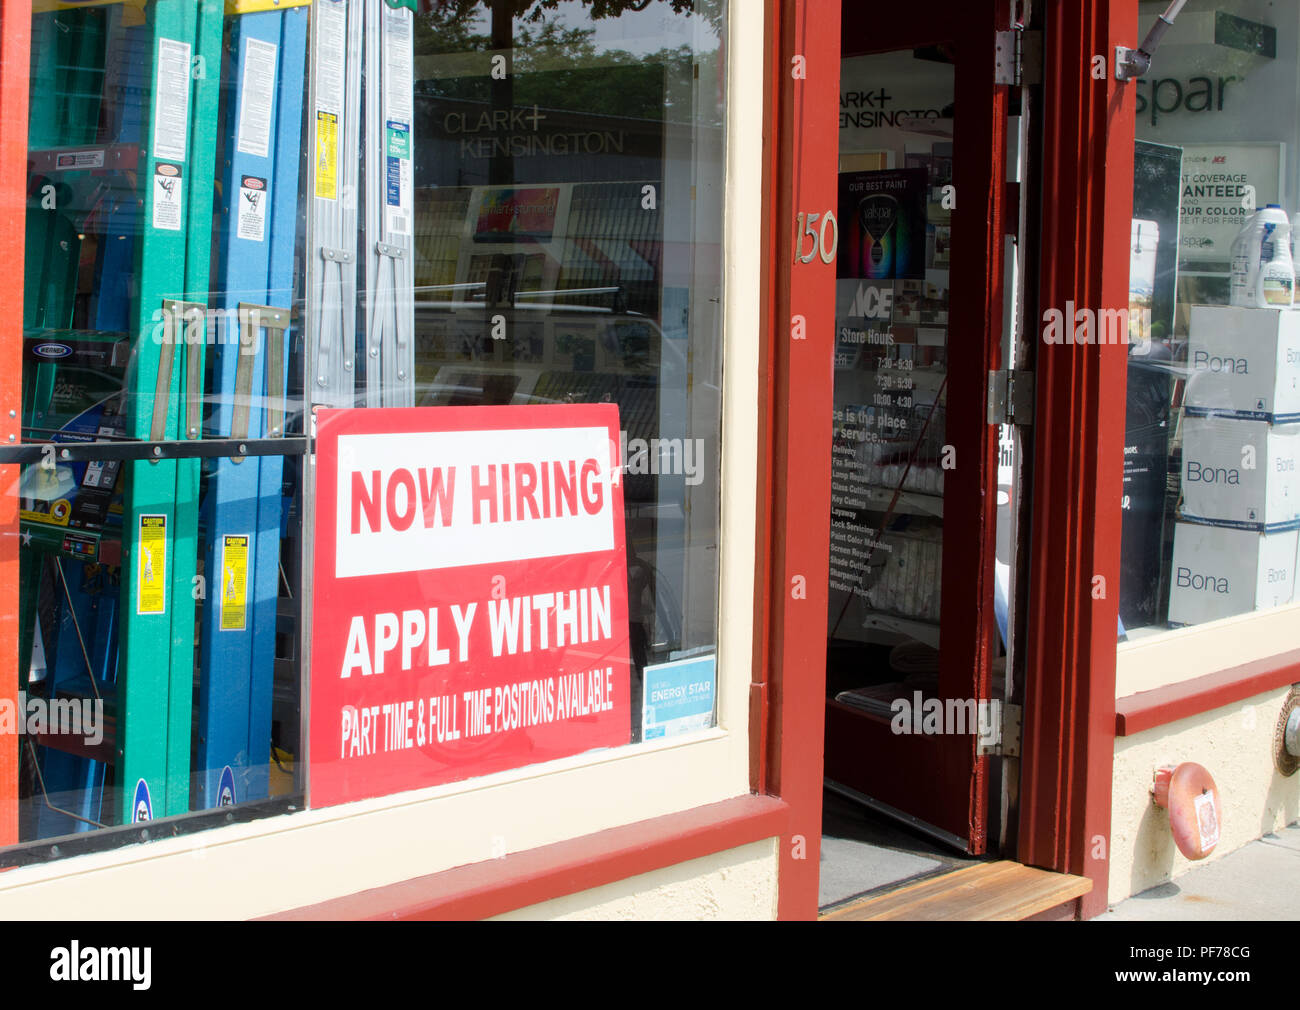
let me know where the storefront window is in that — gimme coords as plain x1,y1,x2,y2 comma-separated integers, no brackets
402,0,725,747
1,0,725,858
1119,0,1300,637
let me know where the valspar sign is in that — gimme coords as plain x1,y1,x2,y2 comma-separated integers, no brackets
309,404,631,807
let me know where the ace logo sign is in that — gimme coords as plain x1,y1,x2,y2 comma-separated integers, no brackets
309,404,632,807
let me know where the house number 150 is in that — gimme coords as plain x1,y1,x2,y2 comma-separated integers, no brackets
794,210,838,265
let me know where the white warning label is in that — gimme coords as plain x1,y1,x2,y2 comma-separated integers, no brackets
236,37,278,159
152,38,192,163
152,163,183,231
237,175,268,242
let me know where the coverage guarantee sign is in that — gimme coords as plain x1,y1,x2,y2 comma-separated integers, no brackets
309,404,631,807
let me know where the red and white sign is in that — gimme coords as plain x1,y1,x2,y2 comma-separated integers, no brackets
309,404,631,808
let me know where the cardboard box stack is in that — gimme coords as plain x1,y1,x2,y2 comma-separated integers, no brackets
1168,306,1300,625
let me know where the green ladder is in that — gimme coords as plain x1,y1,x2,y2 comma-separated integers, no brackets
117,0,225,822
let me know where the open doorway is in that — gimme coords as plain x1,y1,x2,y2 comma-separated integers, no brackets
818,2,1027,913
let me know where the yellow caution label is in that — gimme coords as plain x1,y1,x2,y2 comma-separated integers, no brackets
219,534,250,632
225,0,311,13
137,514,167,615
315,111,338,201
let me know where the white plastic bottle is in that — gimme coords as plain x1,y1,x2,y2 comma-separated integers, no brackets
1230,205,1294,308
1291,212,1300,294
1255,205,1294,307
1230,222,1252,306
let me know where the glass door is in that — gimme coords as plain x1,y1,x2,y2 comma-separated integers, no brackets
824,0,1020,852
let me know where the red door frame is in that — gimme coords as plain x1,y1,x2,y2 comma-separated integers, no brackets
761,0,1139,919
756,0,840,922
1014,0,1135,921
0,0,30,849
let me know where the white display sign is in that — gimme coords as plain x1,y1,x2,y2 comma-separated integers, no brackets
334,426,618,578
1178,143,1284,265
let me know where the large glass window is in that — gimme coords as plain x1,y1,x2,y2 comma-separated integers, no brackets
1,0,726,860
400,0,726,750
1120,0,1300,638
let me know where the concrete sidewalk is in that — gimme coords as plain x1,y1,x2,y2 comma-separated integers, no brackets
1097,824,1300,920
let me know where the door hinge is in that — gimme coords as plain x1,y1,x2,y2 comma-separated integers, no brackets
995,29,1043,87
976,701,1022,757
987,369,1034,425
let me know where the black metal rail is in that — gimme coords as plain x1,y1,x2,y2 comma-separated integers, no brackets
0,436,309,465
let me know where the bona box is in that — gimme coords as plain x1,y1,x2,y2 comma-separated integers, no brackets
1167,521,1296,626
1185,305,1300,422
1180,416,1300,530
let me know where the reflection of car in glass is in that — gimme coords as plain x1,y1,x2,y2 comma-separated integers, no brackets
410,287,713,677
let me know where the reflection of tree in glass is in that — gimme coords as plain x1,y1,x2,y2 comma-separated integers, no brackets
415,0,722,124
421,0,721,39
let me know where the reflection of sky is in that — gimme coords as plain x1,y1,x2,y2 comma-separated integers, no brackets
458,0,720,55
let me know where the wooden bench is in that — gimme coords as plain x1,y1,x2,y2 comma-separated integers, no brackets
820,860,1093,921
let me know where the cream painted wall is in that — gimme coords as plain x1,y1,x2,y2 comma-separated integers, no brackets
1116,603,1300,697
1108,687,1300,906
491,839,778,920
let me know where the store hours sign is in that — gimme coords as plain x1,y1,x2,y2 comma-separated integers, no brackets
309,404,631,807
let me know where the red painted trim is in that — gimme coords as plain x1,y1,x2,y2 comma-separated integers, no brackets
0,0,32,847
750,0,779,801
1116,652,1300,736
748,682,768,794
262,795,789,920
763,0,840,922
1017,0,1136,920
